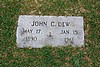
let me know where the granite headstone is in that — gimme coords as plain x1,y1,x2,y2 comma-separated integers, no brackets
16,16,84,48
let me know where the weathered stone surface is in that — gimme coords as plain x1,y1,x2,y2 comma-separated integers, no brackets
16,15,84,48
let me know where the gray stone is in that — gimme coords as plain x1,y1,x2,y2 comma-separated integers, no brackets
16,15,84,48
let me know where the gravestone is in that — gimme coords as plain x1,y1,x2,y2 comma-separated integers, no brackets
16,15,84,48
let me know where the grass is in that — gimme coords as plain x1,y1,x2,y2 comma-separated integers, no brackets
0,0,100,67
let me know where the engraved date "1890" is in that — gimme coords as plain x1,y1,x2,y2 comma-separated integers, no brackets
22,36,37,41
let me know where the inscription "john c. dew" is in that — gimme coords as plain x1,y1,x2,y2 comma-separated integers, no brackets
31,21,70,27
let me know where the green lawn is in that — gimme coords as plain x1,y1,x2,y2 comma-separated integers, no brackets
0,0,100,67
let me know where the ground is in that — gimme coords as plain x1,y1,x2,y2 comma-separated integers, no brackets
0,0,100,67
